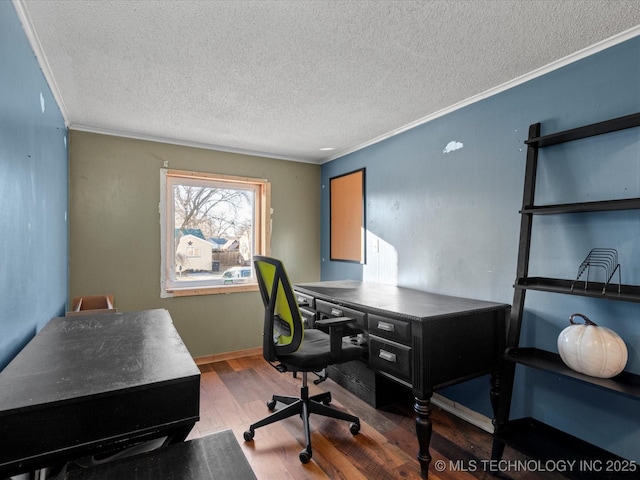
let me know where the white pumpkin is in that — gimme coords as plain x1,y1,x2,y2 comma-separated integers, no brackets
557,313,628,378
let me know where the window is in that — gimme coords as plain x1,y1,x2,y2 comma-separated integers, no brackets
160,169,271,297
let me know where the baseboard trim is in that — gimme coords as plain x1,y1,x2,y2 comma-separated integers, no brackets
195,347,262,365
431,393,494,434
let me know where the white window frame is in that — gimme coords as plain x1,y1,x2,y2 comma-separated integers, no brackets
160,168,271,297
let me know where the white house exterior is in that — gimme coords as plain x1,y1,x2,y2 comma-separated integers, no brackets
175,234,213,272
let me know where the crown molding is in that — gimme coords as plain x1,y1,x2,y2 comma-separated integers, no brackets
69,123,317,164
13,0,70,127
323,24,640,164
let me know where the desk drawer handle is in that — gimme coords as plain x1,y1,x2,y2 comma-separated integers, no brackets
331,308,343,317
377,321,395,333
379,349,397,363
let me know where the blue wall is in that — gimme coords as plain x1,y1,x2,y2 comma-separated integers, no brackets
0,2,68,370
322,36,640,461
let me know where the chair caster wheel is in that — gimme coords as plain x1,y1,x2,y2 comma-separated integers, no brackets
243,430,254,442
322,393,332,405
349,422,360,435
267,399,277,410
299,449,312,463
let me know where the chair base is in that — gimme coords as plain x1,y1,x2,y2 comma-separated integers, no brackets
243,372,361,463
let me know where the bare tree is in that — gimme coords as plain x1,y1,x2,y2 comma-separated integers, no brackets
174,185,252,239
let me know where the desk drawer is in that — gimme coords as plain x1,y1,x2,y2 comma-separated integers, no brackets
369,314,410,344
369,335,411,382
315,299,366,329
300,307,316,328
295,291,315,309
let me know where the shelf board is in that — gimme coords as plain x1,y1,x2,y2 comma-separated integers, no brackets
515,277,640,303
494,417,640,479
504,347,640,399
525,112,640,148
521,198,640,215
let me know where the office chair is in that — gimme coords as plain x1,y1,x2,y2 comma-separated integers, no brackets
243,256,364,463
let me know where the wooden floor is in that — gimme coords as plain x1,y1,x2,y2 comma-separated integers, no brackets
188,355,569,480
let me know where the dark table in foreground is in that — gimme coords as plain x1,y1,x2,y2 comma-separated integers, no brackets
0,309,200,478
295,280,509,478
66,429,256,480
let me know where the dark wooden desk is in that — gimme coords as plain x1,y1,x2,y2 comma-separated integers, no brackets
0,309,200,478
295,281,509,478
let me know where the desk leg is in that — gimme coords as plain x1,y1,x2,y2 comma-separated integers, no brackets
488,371,506,469
414,396,432,478
489,370,500,424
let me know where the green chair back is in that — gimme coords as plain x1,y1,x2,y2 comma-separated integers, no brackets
253,256,304,362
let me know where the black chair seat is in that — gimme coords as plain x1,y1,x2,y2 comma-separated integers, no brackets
278,329,363,372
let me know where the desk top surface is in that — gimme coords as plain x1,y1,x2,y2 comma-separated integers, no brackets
295,280,509,321
0,309,200,412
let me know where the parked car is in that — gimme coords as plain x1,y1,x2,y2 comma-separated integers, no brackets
222,266,252,284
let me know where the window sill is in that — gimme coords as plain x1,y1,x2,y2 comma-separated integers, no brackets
164,283,259,297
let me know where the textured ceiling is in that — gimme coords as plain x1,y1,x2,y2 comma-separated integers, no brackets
16,0,640,163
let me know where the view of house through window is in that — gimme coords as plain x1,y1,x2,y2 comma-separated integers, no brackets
160,169,270,297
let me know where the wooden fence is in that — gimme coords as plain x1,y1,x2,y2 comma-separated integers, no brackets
212,251,247,271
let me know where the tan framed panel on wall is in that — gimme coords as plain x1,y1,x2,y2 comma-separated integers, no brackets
330,168,365,263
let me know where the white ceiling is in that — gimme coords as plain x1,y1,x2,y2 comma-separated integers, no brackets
15,0,640,163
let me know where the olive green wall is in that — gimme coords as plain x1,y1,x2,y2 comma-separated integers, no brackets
68,130,321,358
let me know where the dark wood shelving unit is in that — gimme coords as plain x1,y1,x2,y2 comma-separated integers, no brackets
524,112,640,148
493,113,640,478
514,277,640,303
521,197,640,215
504,347,640,398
